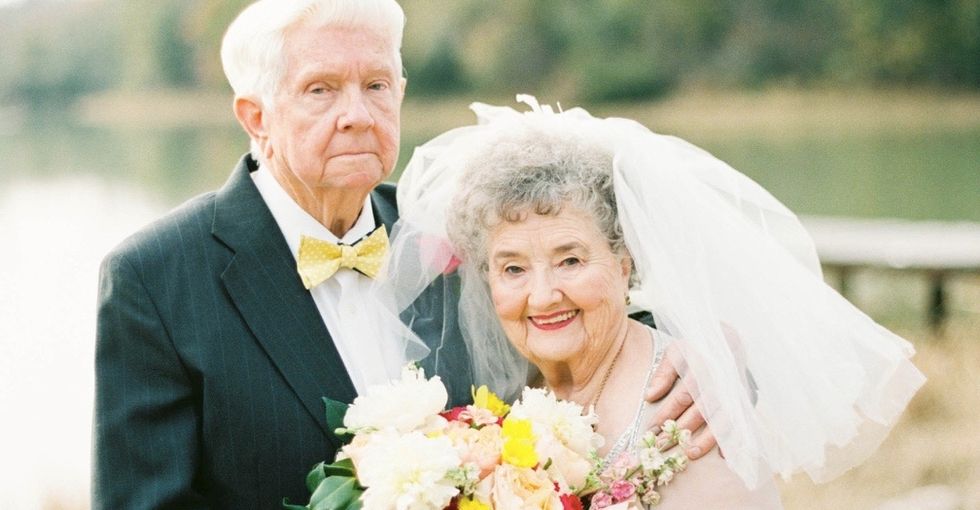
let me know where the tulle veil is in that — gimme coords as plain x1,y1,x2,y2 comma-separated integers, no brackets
371,95,925,488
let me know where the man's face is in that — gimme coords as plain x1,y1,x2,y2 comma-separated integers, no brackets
263,21,405,198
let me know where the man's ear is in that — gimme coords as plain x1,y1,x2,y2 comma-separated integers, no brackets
398,76,407,102
234,96,272,160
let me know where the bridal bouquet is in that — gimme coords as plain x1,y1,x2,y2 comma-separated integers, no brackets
285,365,691,510
284,365,601,510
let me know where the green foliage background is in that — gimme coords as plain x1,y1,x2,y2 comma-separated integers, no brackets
1,0,978,106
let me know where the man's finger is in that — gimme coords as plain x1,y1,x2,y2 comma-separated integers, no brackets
684,429,718,460
645,356,679,402
648,384,695,430
673,401,706,434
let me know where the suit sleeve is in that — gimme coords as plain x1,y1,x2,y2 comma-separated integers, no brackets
92,250,209,510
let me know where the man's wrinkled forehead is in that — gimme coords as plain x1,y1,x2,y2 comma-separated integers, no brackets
283,16,402,69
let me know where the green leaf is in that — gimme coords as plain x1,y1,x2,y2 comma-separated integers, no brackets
306,462,328,494
323,397,352,445
308,475,360,510
281,497,309,509
306,458,356,494
322,457,355,478
346,494,364,510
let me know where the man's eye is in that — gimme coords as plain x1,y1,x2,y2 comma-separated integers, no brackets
368,82,388,91
309,86,326,94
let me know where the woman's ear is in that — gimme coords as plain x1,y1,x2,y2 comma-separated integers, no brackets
620,252,634,281
620,252,635,296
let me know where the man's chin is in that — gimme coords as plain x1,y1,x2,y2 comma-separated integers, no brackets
330,153,379,166
323,168,390,193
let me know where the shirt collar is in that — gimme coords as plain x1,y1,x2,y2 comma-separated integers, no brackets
250,163,377,260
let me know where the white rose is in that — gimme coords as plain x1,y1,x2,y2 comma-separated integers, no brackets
509,387,603,457
344,365,449,433
536,434,593,490
357,431,461,510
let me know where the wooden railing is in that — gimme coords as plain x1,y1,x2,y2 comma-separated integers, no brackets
801,216,980,329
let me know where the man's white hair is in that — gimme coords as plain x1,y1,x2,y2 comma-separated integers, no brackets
221,0,405,107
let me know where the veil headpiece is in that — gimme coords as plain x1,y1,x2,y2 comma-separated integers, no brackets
374,95,925,487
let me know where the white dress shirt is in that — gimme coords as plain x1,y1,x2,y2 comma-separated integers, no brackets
251,165,405,395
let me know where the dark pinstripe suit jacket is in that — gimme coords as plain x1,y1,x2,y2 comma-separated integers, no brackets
93,154,472,509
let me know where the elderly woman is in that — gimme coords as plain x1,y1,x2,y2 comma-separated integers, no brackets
381,97,924,508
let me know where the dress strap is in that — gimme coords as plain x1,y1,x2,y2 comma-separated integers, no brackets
600,327,668,466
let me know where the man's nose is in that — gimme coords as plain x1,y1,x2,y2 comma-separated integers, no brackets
527,269,561,309
337,90,375,131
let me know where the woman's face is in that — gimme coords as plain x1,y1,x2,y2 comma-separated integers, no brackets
486,206,631,367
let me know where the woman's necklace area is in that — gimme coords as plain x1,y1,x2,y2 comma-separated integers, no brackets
591,336,627,410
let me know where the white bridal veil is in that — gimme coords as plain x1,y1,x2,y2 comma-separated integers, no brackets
374,96,925,488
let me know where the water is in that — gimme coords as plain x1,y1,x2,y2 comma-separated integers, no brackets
0,110,976,508
705,129,980,222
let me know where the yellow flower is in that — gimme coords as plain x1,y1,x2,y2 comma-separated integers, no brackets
501,417,538,468
472,385,510,417
458,497,491,510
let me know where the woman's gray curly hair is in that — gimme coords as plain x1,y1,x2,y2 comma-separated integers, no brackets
446,123,630,276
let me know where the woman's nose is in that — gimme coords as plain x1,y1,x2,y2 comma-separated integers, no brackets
337,91,375,131
527,269,561,309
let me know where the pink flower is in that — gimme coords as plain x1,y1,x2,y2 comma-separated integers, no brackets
446,422,503,480
419,234,462,275
490,464,562,509
460,405,501,427
591,491,614,508
610,480,636,502
444,254,462,274
600,452,633,483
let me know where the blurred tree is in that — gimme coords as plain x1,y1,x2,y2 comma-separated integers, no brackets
569,1,734,100
833,0,980,87
184,0,253,90
0,0,978,106
2,1,122,107
406,34,469,95
157,4,197,87
714,0,841,87
117,0,198,89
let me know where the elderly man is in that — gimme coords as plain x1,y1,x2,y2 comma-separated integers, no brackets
93,1,709,508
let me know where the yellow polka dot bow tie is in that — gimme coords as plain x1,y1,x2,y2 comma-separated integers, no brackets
296,225,388,289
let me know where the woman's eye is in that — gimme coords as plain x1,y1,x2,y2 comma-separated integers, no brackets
560,257,581,267
504,265,525,275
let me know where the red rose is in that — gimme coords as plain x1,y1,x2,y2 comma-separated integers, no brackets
440,406,469,423
560,493,585,510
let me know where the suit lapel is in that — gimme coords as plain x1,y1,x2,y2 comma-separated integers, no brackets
370,182,399,233
211,155,357,442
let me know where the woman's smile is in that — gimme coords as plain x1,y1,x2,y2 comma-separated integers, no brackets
529,309,580,330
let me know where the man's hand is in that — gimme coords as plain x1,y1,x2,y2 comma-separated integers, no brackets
645,344,716,460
